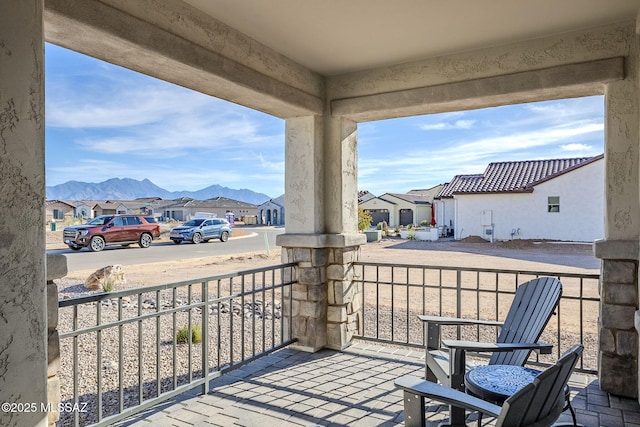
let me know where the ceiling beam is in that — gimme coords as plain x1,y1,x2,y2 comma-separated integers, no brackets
331,58,624,122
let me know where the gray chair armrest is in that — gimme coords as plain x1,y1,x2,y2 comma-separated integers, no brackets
395,375,501,417
418,315,503,327
442,340,553,355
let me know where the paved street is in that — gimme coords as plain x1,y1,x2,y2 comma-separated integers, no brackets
48,226,284,273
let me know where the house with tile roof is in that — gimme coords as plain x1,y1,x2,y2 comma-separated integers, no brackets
434,155,604,242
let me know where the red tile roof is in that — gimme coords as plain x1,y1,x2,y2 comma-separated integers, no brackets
435,155,603,198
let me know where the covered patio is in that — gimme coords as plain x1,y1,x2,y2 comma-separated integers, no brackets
116,341,640,427
3,1,640,426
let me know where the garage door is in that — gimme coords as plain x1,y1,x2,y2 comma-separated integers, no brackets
399,209,413,226
368,209,389,225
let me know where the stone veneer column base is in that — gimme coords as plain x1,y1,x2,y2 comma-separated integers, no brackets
325,245,362,350
277,233,366,352
594,239,639,399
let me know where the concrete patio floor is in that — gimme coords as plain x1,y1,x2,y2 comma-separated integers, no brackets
117,341,640,427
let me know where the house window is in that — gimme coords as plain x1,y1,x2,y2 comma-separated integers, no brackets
548,196,560,213
53,209,64,220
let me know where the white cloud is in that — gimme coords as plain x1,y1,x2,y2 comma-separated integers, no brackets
48,159,141,183
47,70,284,157
257,153,285,172
455,123,603,155
51,84,284,159
560,143,592,151
47,85,213,129
418,119,477,131
74,116,264,157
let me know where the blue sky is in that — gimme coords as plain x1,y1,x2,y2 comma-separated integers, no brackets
46,43,604,199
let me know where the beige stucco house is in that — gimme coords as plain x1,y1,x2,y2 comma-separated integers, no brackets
44,200,75,223
160,196,257,222
359,195,396,226
3,2,640,426
360,186,443,228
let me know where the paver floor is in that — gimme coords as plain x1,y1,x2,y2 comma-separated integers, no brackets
118,341,640,427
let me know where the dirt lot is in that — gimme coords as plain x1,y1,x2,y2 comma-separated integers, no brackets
53,233,599,290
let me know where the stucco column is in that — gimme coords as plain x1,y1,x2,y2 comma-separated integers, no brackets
278,116,326,351
594,25,640,399
282,115,324,234
278,115,365,351
324,116,359,234
0,1,48,426
323,116,365,349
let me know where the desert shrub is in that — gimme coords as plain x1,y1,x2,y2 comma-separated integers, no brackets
176,323,202,344
358,208,372,231
102,278,115,293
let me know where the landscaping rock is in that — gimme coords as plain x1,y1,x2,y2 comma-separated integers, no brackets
84,265,126,290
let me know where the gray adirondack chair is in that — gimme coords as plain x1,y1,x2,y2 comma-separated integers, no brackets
395,344,583,427
420,276,562,426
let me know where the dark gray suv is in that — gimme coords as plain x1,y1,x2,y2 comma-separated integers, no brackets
169,218,232,244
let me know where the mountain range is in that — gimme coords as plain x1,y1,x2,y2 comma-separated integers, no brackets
46,178,272,205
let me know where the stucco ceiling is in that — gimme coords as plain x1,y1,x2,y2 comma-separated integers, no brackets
183,0,640,75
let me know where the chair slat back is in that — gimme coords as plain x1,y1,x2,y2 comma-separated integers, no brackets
491,277,562,366
497,345,583,427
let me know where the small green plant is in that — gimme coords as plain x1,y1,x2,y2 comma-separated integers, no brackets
102,278,115,293
407,228,417,240
407,223,413,230
394,226,400,233
176,323,202,344
420,219,429,227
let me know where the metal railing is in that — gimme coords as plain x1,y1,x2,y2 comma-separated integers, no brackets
57,263,296,427
352,262,600,373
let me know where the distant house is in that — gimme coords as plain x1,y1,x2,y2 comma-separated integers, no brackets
359,195,396,226
434,155,604,242
161,197,257,222
378,191,432,226
86,197,163,217
357,190,376,204
60,196,258,222
358,185,442,227
71,201,92,219
92,201,132,216
45,200,75,223
258,195,285,225
118,198,163,216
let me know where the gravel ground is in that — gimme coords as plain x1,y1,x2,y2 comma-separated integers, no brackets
55,260,288,426
52,236,599,426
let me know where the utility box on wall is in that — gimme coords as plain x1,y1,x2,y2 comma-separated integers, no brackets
481,210,492,226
